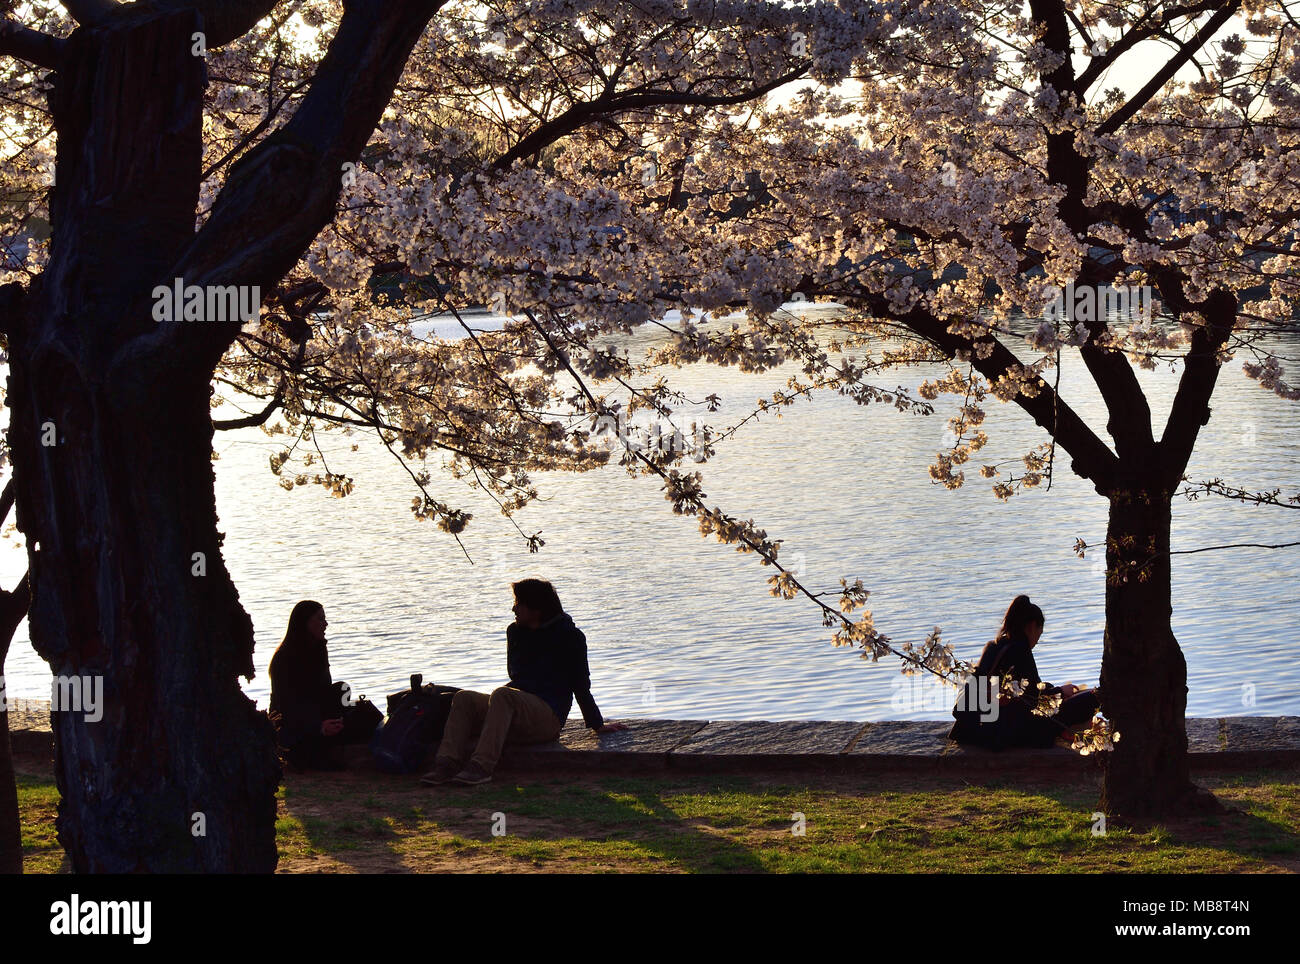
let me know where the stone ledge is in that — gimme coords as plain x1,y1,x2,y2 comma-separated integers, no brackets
501,719,709,771
8,706,1300,775
665,720,866,771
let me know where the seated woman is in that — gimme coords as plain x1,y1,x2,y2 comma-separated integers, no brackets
949,595,1099,750
269,600,380,770
420,578,627,786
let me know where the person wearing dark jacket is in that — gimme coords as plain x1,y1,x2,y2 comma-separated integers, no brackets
421,579,626,786
949,595,1100,750
269,600,380,770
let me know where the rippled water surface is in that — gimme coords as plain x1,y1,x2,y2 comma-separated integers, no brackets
4,308,1298,723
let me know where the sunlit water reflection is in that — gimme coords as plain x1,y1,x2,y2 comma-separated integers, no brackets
3,305,1297,723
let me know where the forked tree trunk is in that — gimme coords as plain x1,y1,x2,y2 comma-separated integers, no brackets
1097,486,1214,818
6,11,280,872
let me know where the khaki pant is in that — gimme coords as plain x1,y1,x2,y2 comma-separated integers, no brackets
434,686,563,773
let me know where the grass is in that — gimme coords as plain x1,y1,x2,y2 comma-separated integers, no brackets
17,770,64,874
17,758,1300,873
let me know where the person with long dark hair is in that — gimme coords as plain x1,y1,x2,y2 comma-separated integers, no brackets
269,600,380,770
420,578,626,786
948,595,1099,749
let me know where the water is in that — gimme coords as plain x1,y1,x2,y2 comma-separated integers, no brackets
3,307,1297,723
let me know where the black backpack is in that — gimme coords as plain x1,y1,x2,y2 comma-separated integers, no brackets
370,674,461,773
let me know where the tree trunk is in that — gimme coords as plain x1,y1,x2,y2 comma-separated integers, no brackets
10,367,282,872
0,717,18,875
0,570,31,874
0,658,21,874
5,10,281,872
1097,485,1216,818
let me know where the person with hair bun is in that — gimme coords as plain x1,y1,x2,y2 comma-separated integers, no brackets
421,579,626,786
948,595,1099,749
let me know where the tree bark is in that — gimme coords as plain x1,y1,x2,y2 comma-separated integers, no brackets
0,570,32,874
1097,484,1217,818
7,9,281,872
9,364,282,872
4,0,444,872
0,698,19,875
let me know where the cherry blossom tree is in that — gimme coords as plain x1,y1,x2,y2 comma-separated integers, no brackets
523,0,1296,818
253,0,1299,821
685,0,1300,819
0,0,1294,874
0,0,812,871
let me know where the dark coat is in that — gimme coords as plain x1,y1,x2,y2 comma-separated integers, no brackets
506,612,604,729
949,633,1062,749
269,638,336,748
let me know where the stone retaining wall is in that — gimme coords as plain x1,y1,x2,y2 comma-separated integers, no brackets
9,702,1299,774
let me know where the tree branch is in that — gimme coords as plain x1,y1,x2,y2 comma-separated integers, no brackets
0,571,30,646
0,19,66,68
828,285,1120,489
1177,477,1300,509
1076,0,1228,92
491,62,811,172
1098,1,1240,135
145,0,282,49
1027,0,1158,462
1158,287,1238,487
116,0,448,376
213,390,282,430
0,282,23,340
60,0,120,26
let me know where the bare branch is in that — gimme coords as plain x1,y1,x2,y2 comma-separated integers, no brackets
1159,288,1239,486
212,390,282,430
60,0,119,26
0,18,65,68
1098,2,1240,135
146,0,282,49
492,62,811,172
1177,477,1300,509
1173,541,1300,554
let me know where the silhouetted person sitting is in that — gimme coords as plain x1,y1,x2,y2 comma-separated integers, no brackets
949,595,1100,750
269,600,379,770
421,579,627,786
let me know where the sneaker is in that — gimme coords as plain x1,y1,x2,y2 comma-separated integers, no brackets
452,762,493,785
419,760,461,785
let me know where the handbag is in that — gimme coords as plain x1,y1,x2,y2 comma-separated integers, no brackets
343,696,383,740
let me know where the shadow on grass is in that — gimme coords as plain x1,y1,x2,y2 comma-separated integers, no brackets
945,767,1300,870
277,762,1300,873
278,766,770,872
1157,770,1300,867
278,772,426,873
20,752,1296,873
518,772,770,872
